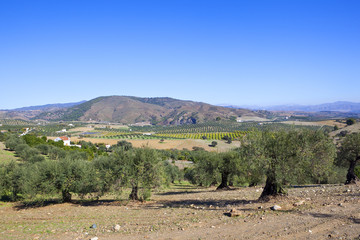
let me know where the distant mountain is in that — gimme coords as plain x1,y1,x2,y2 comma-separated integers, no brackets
0,101,86,120
34,96,259,124
7,101,86,111
228,101,360,113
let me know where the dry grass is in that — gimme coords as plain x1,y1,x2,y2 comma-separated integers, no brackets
1,183,359,240
49,136,240,152
0,142,17,163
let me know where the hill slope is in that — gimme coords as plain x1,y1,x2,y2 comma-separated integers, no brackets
34,96,258,124
239,101,360,113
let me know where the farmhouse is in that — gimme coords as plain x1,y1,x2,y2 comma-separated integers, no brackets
54,136,71,146
56,129,67,133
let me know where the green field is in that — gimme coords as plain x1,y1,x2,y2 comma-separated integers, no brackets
0,142,18,163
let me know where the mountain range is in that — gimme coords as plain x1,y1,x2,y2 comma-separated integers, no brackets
2,97,360,125
0,96,257,125
226,101,360,113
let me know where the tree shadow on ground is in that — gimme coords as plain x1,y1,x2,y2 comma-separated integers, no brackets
155,198,256,210
13,198,132,210
156,191,205,196
14,199,63,210
301,212,360,225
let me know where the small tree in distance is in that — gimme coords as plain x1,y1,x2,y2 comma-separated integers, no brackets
346,118,356,126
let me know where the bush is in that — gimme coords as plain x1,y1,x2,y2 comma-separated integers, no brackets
355,166,360,179
346,118,356,126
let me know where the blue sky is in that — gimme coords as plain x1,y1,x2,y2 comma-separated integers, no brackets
1,0,359,109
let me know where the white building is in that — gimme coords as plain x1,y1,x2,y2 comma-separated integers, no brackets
54,136,71,146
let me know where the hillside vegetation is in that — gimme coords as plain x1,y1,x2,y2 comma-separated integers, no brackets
32,96,259,125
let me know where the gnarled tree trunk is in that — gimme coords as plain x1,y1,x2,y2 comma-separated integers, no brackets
62,190,72,202
259,173,286,200
129,185,139,200
345,160,359,184
217,172,230,190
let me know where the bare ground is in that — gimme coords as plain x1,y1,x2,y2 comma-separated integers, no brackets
0,184,359,240
48,137,240,152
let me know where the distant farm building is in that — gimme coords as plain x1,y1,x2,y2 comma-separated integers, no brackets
54,136,71,146
56,129,67,133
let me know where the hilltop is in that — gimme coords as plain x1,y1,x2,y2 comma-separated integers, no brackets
31,96,258,125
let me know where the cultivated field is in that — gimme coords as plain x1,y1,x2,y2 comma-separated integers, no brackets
48,136,240,152
0,183,359,240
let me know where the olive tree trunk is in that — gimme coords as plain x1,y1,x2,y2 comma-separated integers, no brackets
345,159,359,184
62,190,72,202
129,185,139,200
216,172,230,190
259,173,286,199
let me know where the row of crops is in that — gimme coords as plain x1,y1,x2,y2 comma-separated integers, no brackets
1,119,333,141
94,133,178,140
94,121,332,140
130,121,330,134
154,131,246,140
0,119,33,126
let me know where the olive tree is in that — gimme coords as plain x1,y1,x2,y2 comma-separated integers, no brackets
216,151,243,190
111,147,163,201
338,132,360,184
240,130,336,199
190,151,220,187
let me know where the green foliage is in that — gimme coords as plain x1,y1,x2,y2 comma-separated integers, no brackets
22,134,46,147
337,132,360,184
0,161,24,201
355,166,360,179
95,147,164,201
238,130,336,198
5,134,25,150
216,151,243,189
346,118,356,126
187,151,220,187
114,140,133,151
0,132,6,142
164,161,181,184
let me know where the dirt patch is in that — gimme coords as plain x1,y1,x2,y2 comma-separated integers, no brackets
1,184,359,240
330,122,360,138
48,137,240,152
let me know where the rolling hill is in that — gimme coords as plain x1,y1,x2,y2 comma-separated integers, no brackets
33,96,259,124
236,101,360,113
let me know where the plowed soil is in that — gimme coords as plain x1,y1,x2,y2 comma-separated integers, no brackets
1,183,359,240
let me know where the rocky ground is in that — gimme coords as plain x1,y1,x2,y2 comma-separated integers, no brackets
0,183,359,240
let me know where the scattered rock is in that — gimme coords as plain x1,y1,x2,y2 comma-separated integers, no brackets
293,200,305,206
113,224,121,231
90,224,97,229
258,206,263,209
270,205,281,211
90,237,98,240
229,208,242,217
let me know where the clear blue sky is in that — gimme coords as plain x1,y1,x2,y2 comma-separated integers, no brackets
1,0,359,109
